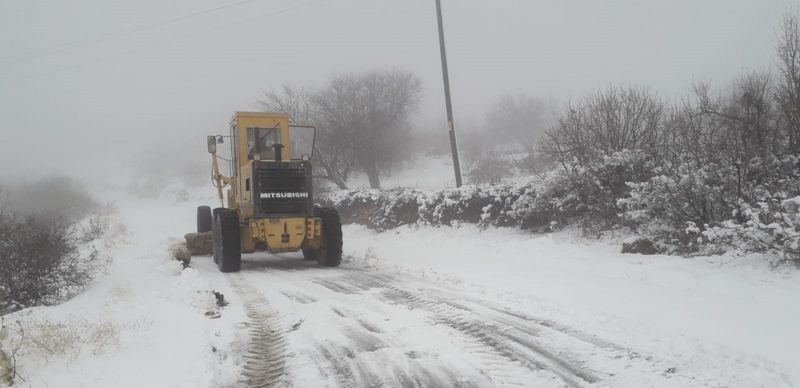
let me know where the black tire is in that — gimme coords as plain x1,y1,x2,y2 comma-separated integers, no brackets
213,208,241,272
301,206,323,261
197,206,212,233
317,207,342,267
211,208,222,264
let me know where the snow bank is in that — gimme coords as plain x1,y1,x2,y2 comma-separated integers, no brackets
1,190,246,388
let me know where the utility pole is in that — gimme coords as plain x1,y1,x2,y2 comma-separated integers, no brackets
435,0,463,187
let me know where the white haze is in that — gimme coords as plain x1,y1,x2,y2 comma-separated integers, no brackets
0,0,795,183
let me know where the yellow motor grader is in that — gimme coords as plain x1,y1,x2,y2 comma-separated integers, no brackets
198,112,342,272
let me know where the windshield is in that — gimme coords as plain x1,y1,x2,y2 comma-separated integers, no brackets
290,125,316,160
246,127,280,160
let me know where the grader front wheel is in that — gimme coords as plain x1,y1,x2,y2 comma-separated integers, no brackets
213,208,242,272
197,206,212,233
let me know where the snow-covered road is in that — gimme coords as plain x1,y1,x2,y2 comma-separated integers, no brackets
193,252,721,388
6,189,799,388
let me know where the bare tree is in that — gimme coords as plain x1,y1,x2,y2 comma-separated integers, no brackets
315,70,421,189
259,85,318,125
485,94,557,151
261,69,422,189
543,86,665,167
259,86,354,189
693,71,778,160
776,10,800,153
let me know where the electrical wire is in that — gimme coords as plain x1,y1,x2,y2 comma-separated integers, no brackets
0,0,325,86
0,0,263,68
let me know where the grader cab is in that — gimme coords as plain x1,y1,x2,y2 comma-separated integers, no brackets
198,112,342,272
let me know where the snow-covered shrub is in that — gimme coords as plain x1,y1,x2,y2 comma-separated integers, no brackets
514,149,656,231
325,189,383,226
327,186,483,230
0,323,14,386
325,150,655,233
324,184,529,230
418,185,492,226
620,155,800,254
0,286,11,317
741,155,800,201
367,188,424,230
620,164,741,254
0,214,90,312
621,163,730,225
0,204,108,315
700,197,800,265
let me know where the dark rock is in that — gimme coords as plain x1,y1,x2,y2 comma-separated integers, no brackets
185,232,213,255
622,237,659,255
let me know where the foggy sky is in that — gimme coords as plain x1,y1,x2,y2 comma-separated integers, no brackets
0,0,795,183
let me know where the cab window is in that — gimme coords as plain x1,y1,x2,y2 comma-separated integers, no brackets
246,127,281,160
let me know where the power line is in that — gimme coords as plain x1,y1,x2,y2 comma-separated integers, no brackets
0,0,262,68
0,1,325,86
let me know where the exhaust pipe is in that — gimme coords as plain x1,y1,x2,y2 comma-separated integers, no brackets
272,144,284,161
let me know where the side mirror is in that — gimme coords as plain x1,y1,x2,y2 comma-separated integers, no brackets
207,136,217,154
217,136,224,144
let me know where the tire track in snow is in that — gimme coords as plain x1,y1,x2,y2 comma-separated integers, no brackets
315,271,608,387
205,254,703,387
237,259,616,386
254,267,492,387
378,284,598,387
229,277,288,388
309,272,584,387
336,269,627,356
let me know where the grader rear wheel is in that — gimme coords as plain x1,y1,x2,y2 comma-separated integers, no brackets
316,207,342,267
302,247,318,261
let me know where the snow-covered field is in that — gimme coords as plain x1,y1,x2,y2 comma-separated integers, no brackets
3,182,800,387
347,154,461,190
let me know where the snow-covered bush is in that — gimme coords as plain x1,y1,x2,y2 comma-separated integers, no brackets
699,196,800,266
418,185,494,226
0,323,14,386
620,155,800,254
325,184,529,230
326,189,384,226
324,149,655,233
0,180,108,315
0,213,104,314
326,145,800,262
621,162,731,226
519,149,656,231
0,285,11,317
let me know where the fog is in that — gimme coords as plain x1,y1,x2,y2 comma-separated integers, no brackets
0,0,795,184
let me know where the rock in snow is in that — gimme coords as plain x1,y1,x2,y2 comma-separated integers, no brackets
184,232,213,256
622,237,660,255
